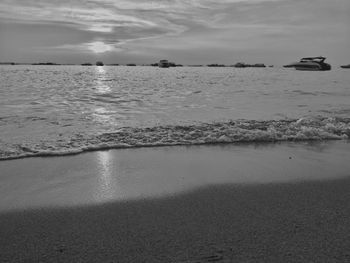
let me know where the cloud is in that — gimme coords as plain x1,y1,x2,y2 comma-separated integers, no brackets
0,0,289,33
0,0,349,63
52,41,122,53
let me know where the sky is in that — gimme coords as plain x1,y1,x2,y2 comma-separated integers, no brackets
0,0,349,65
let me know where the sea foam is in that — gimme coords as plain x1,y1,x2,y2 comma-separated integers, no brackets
1,116,349,160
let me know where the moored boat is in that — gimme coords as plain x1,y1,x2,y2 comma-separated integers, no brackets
159,60,170,68
284,57,331,71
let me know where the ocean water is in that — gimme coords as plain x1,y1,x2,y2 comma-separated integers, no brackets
1,65,350,160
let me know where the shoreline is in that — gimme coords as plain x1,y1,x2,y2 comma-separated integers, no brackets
1,137,348,162
1,115,350,161
1,140,350,211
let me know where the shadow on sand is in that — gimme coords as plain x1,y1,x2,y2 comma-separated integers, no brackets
1,177,350,262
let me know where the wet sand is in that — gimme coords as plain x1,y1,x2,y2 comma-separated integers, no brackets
1,141,350,211
1,141,350,262
1,178,350,262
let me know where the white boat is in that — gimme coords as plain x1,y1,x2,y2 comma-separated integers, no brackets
159,60,170,68
284,57,331,71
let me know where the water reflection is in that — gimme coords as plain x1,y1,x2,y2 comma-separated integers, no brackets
92,66,115,126
94,150,118,202
95,66,111,94
93,107,114,123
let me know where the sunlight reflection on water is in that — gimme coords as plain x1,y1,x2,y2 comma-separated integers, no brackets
95,66,112,94
92,66,116,126
94,150,118,202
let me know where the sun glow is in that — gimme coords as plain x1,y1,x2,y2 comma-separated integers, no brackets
88,41,113,53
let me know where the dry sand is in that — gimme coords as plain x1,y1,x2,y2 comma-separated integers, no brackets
1,178,350,262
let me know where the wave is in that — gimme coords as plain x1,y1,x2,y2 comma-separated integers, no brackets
1,116,349,160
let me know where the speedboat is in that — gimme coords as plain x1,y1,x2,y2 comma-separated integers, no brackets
284,57,331,71
159,60,170,68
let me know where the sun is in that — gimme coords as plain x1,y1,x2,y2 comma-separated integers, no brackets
88,41,113,53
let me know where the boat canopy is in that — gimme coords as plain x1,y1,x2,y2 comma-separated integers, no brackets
301,57,326,62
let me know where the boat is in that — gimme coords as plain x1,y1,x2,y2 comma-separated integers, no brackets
233,62,266,68
340,64,350,68
96,61,104,66
159,60,170,68
234,62,246,68
284,57,331,71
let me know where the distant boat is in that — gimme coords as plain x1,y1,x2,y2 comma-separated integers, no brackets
0,62,15,65
284,57,331,71
250,63,266,68
96,61,104,66
283,64,295,68
340,64,350,68
234,62,246,68
233,62,266,68
159,60,170,68
31,62,60,65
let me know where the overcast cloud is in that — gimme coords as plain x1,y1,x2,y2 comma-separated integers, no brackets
0,0,349,65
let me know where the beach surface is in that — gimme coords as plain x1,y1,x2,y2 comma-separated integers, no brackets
1,141,350,262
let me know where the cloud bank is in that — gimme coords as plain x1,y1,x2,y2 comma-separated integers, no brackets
0,0,349,64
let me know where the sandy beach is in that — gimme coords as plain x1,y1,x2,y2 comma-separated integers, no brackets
1,141,350,262
1,178,350,262
2,0,350,261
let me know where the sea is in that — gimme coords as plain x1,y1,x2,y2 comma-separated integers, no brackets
1,65,349,160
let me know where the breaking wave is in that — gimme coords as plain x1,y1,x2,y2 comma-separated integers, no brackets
1,116,349,160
